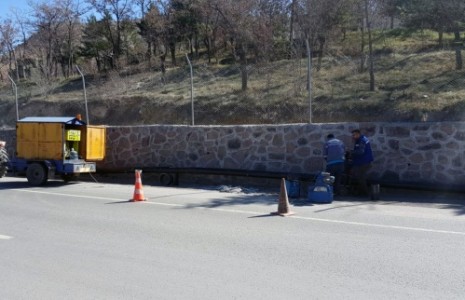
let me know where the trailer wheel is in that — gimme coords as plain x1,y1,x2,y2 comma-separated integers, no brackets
26,163,48,186
0,148,8,178
160,173,174,186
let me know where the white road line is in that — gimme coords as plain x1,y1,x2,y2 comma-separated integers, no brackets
0,234,13,240
12,188,465,236
13,189,125,202
289,215,465,236
146,201,465,236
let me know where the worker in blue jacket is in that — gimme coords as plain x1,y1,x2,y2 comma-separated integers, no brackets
324,134,345,195
351,129,374,196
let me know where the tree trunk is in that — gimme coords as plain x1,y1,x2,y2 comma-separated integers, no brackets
205,37,211,63
359,15,365,73
238,44,248,91
365,0,375,91
169,41,176,66
95,56,101,72
146,41,152,68
454,31,463,70
189,36,194,57
194,33,199,59
438,30,444,47
11,49,19,81
289,0,296,58
160,53,166,84
316,35,325,72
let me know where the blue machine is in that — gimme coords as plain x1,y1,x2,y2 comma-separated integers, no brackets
308,172,335,203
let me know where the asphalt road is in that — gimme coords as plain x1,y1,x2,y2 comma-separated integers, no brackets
1,176,465,299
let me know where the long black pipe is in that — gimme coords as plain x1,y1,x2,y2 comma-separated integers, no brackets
99,166,465,194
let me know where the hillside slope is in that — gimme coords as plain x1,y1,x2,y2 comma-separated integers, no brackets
1,29,465,127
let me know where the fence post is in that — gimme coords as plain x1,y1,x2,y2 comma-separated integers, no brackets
306,39,313,124
185,53,195,126
7,75,19,121
75,65,90,125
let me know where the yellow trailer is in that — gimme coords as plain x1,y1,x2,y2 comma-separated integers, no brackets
12,116,106,185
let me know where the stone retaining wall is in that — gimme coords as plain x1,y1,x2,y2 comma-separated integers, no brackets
2,122,465,185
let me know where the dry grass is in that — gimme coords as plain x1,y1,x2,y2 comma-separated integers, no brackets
1,29,465,125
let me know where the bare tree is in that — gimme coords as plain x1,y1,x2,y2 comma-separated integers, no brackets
198,0,221,63
60,0,87,77
11,7,31,78
0,18,20,80
136,1,162,68
28,1,67,79
294,0,350,71
379,0,401,29
364,0,375,91
134,0,154,17
215,0,266,91
87,0,134,67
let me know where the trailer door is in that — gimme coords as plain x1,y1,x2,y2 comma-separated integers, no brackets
83,126,106,161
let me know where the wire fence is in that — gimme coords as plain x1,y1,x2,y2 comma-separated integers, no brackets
1,45,465,126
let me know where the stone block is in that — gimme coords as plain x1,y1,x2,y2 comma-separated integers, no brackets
227,138,241,150
401,149,413,155
309,133,322,141
421,162,433,173
401,171,421,179
437,155,448,164
297,137,308,146
223,157,238,169
296,146,311,158
418,143,441,151
408,153,423,163
206,130,219,140
432,132,447,141
188,153,199,161
284,131,298,140
412,125,429,131
446,141,459,149
452,155,462,167
268,162,283,171
253,163,267,171
388,139,399,150
272,134,284,147
439,124,455,135
386,126,410,137
232,150,249,162
268,153,285,160
253,131,263,138
454,131,465,141
414,136,430,143
152,133,167,144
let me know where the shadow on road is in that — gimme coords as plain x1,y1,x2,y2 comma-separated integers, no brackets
179,185,465,216
0,178,78,190
105,200,133,204
182,193,277,210
248,213,278,218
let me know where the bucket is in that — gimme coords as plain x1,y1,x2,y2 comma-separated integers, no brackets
285,179,300,198
308,184,333,203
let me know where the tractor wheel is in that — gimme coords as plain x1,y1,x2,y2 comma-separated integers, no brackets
26,163,48,186
0,148,8,178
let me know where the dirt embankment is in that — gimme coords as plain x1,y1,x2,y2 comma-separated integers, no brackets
1,95,440,128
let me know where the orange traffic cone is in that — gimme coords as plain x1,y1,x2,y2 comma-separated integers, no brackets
131,169,146,202
271,178,295,216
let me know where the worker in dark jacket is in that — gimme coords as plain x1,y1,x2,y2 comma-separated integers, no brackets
351,129,374,196
324,134,345,195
